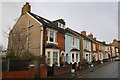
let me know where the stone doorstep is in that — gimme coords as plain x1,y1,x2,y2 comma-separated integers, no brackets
50,61,114,78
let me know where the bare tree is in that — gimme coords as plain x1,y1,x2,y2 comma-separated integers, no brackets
8,28,27,55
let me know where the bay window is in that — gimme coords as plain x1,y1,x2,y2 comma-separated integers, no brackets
76,53,78,62
72,53,74,62
53,51,58,64
46,49,59,66
71,52,80,64
47,51,51,65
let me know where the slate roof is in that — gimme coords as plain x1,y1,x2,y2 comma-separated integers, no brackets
45,45,60,49
96,40,109,46
29,12,110,46
29,12,66,34
52,19,65,25
65,28,79,37
80,34,97,43
70,48,80,52
84,49,91,52
66,28,97,43
66,28,110,46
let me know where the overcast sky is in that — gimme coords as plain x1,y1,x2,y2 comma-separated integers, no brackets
1,2,118,49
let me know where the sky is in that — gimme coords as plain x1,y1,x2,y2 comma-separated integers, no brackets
0,1,119,49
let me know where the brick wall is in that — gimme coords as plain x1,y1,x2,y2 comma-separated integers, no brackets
43,28,65,51
39,66,47,78
57,32,65,51
53,64,72,76
2,66,35,79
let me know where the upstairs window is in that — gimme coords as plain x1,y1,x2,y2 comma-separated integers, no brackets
50,31,54,42
47,29,57,44
58,22,65,29
72,37,76,47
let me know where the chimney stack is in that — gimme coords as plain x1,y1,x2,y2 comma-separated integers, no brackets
88,33,93,38
21,2,31,15
93,37,96,40
102,41,106,44
81,30,86,35
113,39,117,42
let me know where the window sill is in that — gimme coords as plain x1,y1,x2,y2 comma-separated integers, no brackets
47,41,58,45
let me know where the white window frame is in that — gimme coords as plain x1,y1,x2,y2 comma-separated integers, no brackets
76,53,79,62
45,49,60,66
47,28,58,45
94,53,98,61
72,37,76,48
85,53,89,62
53,51,58,65
58,22,65,29
99,52,103,61
70,51,80,64
72,53,74,62
46,51,51,65
85,52,92,62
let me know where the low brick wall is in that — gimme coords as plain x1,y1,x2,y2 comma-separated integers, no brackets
53,65,72,76
39,66,47,78
81,64,89,70
2,66,35,79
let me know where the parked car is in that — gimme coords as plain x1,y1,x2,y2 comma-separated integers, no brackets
115,57,120,61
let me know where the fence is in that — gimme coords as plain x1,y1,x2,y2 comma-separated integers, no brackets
2,59,74,78
2,66,35,79
2,59,31,72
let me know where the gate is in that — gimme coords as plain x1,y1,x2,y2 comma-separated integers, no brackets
47,66,53,77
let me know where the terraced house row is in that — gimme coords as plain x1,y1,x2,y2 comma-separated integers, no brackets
8,3,120,68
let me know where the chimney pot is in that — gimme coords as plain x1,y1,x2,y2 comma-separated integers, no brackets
93,37,96,40
88,33,93,38
21,2,31,15
102,41,106,44
81,30,86,35
113,39,117,42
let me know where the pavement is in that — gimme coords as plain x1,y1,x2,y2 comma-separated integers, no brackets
50,60,115,78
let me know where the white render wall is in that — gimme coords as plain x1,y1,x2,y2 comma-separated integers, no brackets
83,39,91,52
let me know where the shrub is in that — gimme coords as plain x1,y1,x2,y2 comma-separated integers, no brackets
6,51,34,60
6,52,19,59
20,51,34,60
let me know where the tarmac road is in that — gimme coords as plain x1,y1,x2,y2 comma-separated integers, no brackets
76,61,119,78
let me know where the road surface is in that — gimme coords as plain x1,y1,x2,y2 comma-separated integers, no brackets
76,61,119,78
